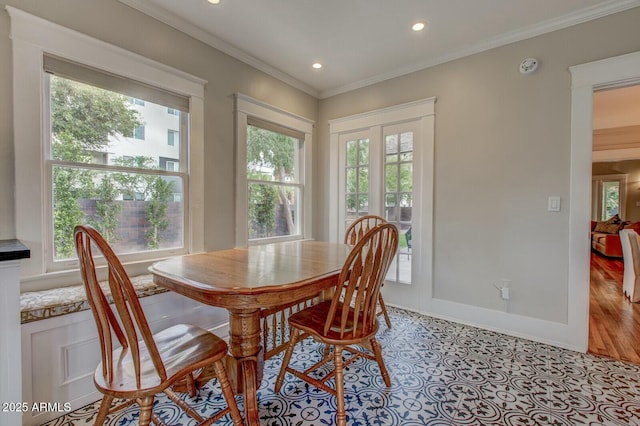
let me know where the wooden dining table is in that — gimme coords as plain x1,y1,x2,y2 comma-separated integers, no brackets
149,239,351,426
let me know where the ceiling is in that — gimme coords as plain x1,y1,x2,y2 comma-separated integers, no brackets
592,84,640,157
120,0,640,99
594,84,640,130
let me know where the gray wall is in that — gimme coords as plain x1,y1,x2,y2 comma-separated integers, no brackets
316,7,640,323
2,1,640,327
0,0,318,251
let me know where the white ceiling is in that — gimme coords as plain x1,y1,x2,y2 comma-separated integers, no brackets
594,84,640,129
120,0,640,98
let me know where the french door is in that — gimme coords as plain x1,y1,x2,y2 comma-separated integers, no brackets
337,121,420,285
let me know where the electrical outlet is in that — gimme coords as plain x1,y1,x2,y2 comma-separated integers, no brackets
494,279,511,300
500,287,510,300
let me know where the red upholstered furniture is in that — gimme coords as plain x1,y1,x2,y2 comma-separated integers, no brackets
591,224,622,258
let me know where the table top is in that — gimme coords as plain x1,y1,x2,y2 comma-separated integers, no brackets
149,240,351,309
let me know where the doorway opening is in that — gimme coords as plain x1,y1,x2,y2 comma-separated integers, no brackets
588,83,640,364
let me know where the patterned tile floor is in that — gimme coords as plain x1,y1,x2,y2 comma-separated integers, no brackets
43,308,640,425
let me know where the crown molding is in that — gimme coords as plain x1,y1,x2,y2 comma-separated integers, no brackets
118,0,319,98
320,0,640,98
119,0,640,100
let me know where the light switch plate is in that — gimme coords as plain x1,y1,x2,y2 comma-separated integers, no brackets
548,196,561,212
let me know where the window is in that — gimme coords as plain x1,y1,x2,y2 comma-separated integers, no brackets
132,125,146,140
235,94,313,246
160,157,179,171
46,64,188,264
329,98,435,289
131,98,145,106
592,174,627,221
9,8,206,287
168,129,179,146
246,124,302,240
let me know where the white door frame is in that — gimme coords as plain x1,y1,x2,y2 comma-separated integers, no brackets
569,51,640,351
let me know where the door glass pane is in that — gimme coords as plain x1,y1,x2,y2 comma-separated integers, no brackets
358,167,369,193
343,138,370,230
400,163,413,192
359,139,369,165
346,140,357,167
386,164,398,192
346,194,357,219
346,168,357,193
385,130,413,284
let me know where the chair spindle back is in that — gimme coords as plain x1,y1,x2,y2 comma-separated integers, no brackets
327,223,398,338
74,225,166,388
344,215,386,245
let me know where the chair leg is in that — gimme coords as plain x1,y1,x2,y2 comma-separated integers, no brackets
333,345,347,426
275,328,301,393
137,396,154,426
93,395,113,426
370,337,391,387
212,360,244,426
378,294,392,329
186,372,197,397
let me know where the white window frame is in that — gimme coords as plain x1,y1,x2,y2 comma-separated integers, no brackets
168,129,179,146
235,94,314,247
8,7,206,290
166,160,179,172
132,124,146,140
591,173,627,221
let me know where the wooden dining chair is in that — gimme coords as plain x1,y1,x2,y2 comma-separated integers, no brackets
275,223,398,426
344,214,392,328
74,225,244,426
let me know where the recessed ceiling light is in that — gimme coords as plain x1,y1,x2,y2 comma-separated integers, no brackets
207,0,221,4
412,22,426,32
312,62,322,69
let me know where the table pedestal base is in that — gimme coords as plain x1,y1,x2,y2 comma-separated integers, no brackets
226,310,263,426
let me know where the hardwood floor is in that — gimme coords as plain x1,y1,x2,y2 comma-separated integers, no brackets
589,251,640,364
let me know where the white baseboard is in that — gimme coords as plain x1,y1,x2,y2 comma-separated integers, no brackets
388,298,587,353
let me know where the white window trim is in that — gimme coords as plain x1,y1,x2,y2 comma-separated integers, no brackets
591,173,627,221
8,6,206,291
235,94,314,247
328,98,435,305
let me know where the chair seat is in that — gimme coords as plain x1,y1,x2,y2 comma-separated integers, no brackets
94,324,228,397
288,301,380,345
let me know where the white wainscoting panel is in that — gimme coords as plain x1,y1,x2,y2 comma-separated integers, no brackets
21,291,229,426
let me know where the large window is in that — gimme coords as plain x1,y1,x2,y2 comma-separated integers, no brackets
45,59,188,268
246,124,302,240
235,94,313,246
10,8,205,288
